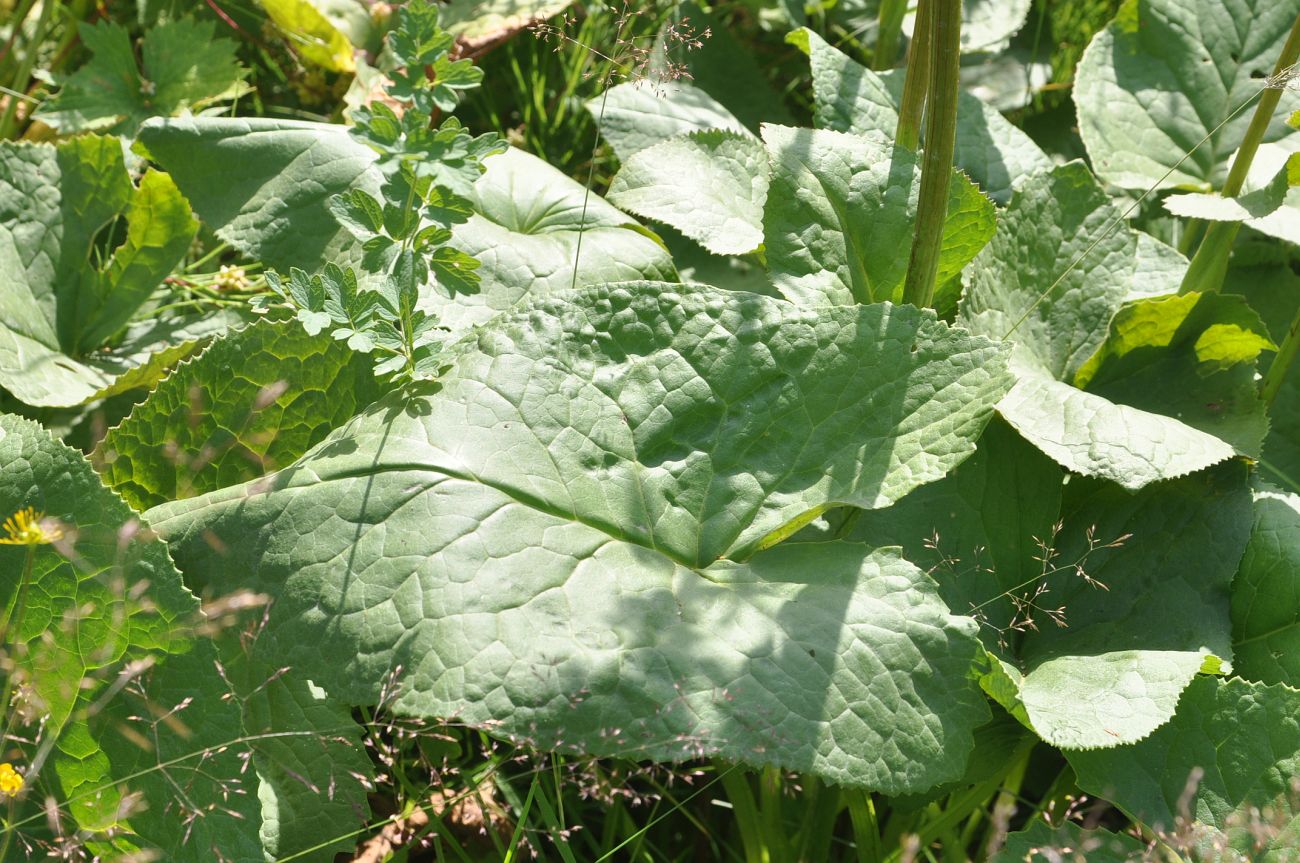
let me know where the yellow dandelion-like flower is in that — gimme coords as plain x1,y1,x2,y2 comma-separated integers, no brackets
0,507,62,546
0,763,23,797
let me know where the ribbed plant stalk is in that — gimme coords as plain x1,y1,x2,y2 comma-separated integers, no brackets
874,0,910,71
901,0,961,309
1262,300,1300,408
1179,12,1300,295
895,0,933,150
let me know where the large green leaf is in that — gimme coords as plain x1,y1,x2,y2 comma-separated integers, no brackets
763,125,995,309
844,417,1064,653
1074,0,1300,191
147,283,1013,791
1070,677,1300,857
0,413,368,860
135,118,378,272
588,81,751,162
1011,464,1251,749
0,413,256,855
436,146,678,332
962,162,1151,380
958,163,1262,489
787,28,1050,204
1073,292,1274,458
35,17,248,137
135,118,675,332
606,130,769,256
849,442,1250,749
1232,486,1300,687
97,318,383,512
0,136,199,408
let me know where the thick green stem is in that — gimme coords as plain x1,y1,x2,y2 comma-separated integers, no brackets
874,0,910,71
895,0,933,151
901,0,961,309
1180,12,1300,295
1262,299,1300,408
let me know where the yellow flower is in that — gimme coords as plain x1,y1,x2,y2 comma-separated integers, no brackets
0,507,62,546
0,763,23,797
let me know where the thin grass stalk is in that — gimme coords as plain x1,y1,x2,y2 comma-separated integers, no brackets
1180,12,1300,295
895,0,933,150
901,0,961,309
874,0,910,70
0,0,53,140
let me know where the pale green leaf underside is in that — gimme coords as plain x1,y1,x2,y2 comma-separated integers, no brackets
588,81,750,162
1019,651,1207,750
147,283,1012,791
763,125,994,309
788,27,1050,204
1075,0,1300,191
998,367,1235,490
1069,677,1300,856
607,130,769,256
1232,486,1300,687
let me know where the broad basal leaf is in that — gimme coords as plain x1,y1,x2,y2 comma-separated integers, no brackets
35,17,249,137
0,136,199,408
606,130,769,256
147,283,1013,792
959,162,1261,489
135,118,674,333
97,318,383,512
588,81,751,162
437,146,678,332
1075,0,1300,191
1073,292,1274,458
1070,677,1300,857
1232,486,1300,687
135,118,380,272
848,427,1251,749
845,417,1065,653
962,162,1149,380
0,413,369,861
0,414,257,856
787,28,1050,204
1011,463,1251,749
763,125,995,310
